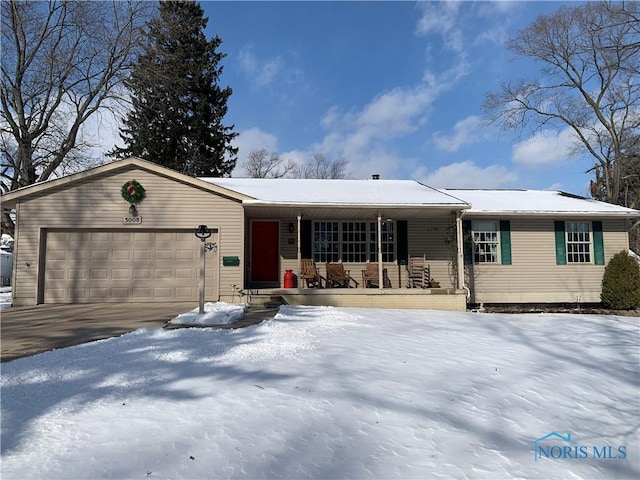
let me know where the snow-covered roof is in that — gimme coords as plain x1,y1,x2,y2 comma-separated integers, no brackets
201,178,468,207
444,189,640,216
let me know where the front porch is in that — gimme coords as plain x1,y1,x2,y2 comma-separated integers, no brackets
243,287,469,312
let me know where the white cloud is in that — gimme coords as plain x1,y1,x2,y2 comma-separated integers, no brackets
416,1,464,53
356,85,434,137
415,160,518,188
231,127,279,176
432,115,486,152
512,129,576,166
237,46,283,87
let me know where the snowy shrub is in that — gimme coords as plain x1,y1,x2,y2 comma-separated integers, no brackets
601,251,640,310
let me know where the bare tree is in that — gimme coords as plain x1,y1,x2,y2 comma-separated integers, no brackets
1,0,152,235
294,153,348,179
484,1,640,205
242,148,296,178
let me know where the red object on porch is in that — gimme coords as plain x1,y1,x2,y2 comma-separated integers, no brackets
283,270,297,288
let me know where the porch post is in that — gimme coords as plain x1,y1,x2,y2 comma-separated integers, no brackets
296,213,302,286
456,211,465,289
377,212,383,289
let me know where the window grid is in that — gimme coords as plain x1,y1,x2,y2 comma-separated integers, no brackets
342,222,367,262
369,222,395,262
313,221,339,263
472,221,499,264
312,221,396,263
566,222,591,263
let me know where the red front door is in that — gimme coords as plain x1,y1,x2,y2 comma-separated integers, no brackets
251,221,279,283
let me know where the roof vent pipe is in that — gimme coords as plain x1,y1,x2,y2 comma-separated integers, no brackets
372,174,380,180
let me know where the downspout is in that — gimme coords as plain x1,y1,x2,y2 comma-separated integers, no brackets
456,210,464,289
377,212,383,290
296,213,301,288
456,209,470,300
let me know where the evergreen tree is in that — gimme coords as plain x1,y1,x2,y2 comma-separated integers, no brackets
112,0,237,176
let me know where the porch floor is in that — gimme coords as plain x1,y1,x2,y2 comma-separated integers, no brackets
240,287,468,312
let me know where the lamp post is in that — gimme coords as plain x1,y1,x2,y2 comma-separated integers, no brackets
195,225,212,314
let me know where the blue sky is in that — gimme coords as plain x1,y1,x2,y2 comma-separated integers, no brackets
98,1,593,194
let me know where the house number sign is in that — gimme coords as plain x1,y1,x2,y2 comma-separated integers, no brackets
122,216,142,224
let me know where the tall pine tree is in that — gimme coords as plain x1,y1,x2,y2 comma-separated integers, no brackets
112,0,237,176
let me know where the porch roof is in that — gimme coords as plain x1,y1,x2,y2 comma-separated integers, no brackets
443,189,640,217
200,178,469,209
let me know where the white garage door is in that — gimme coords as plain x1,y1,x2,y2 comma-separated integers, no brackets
43,230,218,303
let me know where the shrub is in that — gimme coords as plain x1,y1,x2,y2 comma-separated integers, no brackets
601,250,640,310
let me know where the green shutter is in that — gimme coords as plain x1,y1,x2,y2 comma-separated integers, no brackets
500,220,512,265
554,221,567,265
592,221,604,265
462,220,473,264
396,220,408,265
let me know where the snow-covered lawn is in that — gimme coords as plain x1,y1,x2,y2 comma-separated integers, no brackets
0,287,11,310
1,306,638,479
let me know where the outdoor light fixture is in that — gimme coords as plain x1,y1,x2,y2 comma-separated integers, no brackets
195,224,212,314
289,223,295,234
195,224,212,242
129,204,138,216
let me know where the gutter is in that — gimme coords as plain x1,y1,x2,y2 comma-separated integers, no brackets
241,200,471,209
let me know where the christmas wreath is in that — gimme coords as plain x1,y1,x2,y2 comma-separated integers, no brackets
121,180,146,204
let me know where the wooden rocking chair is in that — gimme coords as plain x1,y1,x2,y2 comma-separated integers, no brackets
406,255,430,288
326,262,359,288
300,259,325,288
361,262,391,288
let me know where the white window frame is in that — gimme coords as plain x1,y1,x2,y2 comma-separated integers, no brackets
566,221,592,264
472,221,500,264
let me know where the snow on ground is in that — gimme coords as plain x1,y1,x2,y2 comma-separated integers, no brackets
0,287,11,310
1,306,638,480
169,302,248,326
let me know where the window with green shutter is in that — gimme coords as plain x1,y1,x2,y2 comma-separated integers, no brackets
555,221,604,265
466,220,511,265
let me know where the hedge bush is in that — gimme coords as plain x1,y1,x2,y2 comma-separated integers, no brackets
601,250,640,310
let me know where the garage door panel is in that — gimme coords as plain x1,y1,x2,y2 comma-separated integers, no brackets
69,250,89,260
133,232,153,242
111,269,130,279
176,286,197,298
112,287,130,297
176,250,195,260
90,269,108,279
155,250,173,260
89,287,109,300
44,230,218,303
133,249,152,260
69,269,86,280
46,269,66,280
154,287,171,297
47,250,67,261
154,268,172,279
113,232,132,242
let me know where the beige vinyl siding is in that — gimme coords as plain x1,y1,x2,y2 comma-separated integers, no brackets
12,168,244,306
280,218,298,286
407,217,455,288
467,217,630,304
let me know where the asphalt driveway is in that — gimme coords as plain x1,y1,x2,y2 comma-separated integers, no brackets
0,302,198,362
